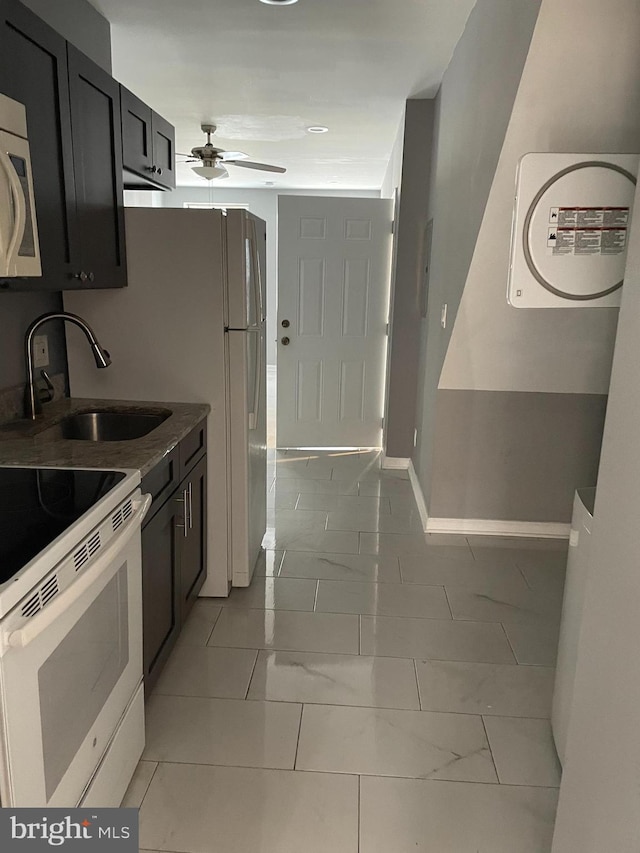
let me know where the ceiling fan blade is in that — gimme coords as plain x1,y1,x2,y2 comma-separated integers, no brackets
217,151,249,161
230,160,287,174
176,152,195,158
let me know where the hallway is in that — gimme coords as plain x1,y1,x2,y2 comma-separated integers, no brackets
126,449,564,852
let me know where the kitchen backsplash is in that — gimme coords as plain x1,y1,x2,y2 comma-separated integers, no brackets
0,290,69,398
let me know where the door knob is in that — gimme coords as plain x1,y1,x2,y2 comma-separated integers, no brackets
281,336,290,346
281,319,290,328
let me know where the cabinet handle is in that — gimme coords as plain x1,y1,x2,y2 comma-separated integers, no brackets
156,166,163,176
187,481,193,530
87,272,95,283
146,165,159,174
73,271,88,283
175,488,189,538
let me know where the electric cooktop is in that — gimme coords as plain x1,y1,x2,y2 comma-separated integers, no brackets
0,467,126,583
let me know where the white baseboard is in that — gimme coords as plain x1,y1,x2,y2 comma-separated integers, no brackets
407,460,430,531
426,517,570,539
406,460,570,540
381,455,411,470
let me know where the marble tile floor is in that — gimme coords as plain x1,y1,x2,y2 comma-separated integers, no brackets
125,449,566,852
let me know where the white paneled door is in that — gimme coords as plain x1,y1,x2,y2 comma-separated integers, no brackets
277,196,393,447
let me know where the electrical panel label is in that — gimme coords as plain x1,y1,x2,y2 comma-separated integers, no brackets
547,206,629,255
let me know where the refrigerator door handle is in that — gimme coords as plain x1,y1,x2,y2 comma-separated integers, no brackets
247,327,262,431
248,216,264,326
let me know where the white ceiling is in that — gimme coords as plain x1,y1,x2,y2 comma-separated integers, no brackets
90,0,476,189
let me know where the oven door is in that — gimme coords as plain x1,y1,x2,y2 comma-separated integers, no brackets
0,491,150,807
0,129,41,277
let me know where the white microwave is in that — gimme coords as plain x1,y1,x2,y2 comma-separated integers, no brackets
0,93,41,277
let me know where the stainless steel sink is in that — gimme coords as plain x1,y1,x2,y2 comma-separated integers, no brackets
40,409,171,442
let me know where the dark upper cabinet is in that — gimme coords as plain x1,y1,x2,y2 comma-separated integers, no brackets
67,45,126,289
151,111,176,190
0,0,78,292
0,0,175,292
121,86,175,191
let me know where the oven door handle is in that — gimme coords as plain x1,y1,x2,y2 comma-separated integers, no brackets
6,493,152,651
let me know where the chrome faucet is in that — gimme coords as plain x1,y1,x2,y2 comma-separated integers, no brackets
24,311,111,420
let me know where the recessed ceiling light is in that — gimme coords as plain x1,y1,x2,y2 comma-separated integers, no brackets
260,0,299,5
307,126,329,134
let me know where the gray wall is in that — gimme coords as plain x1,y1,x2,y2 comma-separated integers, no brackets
0,0,112,401
414,0,640,525
414,0,542,508
551,164,640,853
429,391,607,522
440,0,640,394
21,0,111,72
384,100,435,458
0,292,67,388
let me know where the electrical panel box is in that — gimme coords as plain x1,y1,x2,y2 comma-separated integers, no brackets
508,153,638,308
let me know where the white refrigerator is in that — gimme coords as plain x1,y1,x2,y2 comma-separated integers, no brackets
64,207,267,596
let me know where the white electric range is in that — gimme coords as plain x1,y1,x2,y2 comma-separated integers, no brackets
0,465,151,807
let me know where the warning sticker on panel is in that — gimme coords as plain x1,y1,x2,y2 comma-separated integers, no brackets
547,206,629,255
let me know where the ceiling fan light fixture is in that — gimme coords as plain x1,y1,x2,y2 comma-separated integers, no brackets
259,0,299,5
191,163,229,181
307,125,329,134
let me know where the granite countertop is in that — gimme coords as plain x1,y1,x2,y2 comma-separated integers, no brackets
0,397,210,477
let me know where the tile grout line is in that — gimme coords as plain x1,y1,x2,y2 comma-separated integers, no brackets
203,606,224,645
357,774,361,853
215,600,553,629
130,760,159,811
176,645,552,673
137,758,561,789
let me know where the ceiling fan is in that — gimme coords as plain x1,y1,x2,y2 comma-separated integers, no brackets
177,124,286,180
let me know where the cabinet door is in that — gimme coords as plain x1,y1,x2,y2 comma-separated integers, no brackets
179,456,207,622
151,112,176,190
121,85,153,184
141,495,181,692
0,0,78,292
67,44,127,289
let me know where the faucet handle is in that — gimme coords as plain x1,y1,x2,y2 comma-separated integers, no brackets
39,370,54,404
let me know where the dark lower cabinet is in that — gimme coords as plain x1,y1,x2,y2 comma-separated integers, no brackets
141,422,208,692
179,456,207,621
141,493,180,688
